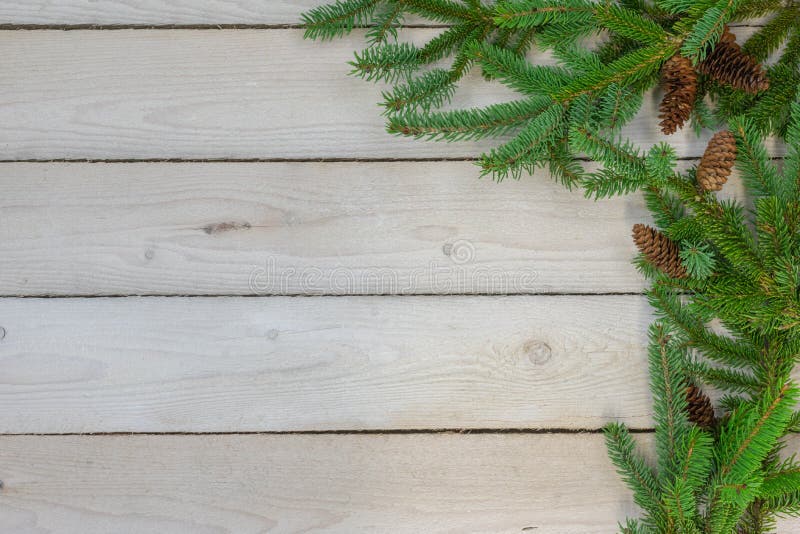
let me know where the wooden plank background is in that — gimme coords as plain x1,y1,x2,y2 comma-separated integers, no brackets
0,295,654,433
0,161,653,295
0,1,338,24
0,4,796,531
1,28,786,160
0,434,642,533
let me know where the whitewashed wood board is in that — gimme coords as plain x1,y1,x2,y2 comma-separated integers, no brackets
0,0,771,25
0,29,776,161
1,434,797,533
0,161,657,296
0,0,316,25
0,295,655,433
0,434,640,533
0,1,405,25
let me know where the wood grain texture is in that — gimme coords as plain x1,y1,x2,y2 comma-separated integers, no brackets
0,1,428,25
0,433,644,533
0,0,771,25
0,295,654,433
0,0,321,24
0,161,657,296
1,434,797,533
0,28,779,160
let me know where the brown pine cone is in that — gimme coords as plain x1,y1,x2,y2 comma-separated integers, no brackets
697,130,737,192
632,224,687,278
659,54,698,135
698,26,769,94
686,384,716,429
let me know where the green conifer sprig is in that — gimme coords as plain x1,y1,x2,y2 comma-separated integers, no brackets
493,0,597,28
302,0,381,40
386,96,552,140
306,0,799,181
679,0,745,64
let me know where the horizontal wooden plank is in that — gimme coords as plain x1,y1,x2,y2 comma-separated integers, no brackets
0,434,639,533
0,161,660,295
0,295,655,433
0,1,417,25
0,28,779,160
0,1,772,25
0,1,318,25
1,434,797,533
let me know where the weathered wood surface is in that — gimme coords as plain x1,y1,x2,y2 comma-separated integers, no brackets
0,29,777,161
0,9,789,532
0,1,370,25
0,295,653,433
0,161,655,296
0,0,771,25
1,434,797,533
0,434,638,533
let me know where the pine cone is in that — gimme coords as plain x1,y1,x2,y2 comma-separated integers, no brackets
686,384,715,429
697,130,737,192
632,224,687,278
659,54,697,135
698,26,769,94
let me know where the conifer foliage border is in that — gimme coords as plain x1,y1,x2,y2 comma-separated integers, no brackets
302,1,800,532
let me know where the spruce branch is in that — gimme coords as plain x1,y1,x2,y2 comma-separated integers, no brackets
493,0,597,29
366,1,405,44
604,422,666,523
349,42,421,82
649,322,692,481
477,103,565,179
387,96,552,141
467,41,572,97
554,42,677,102
680,0,745,64
302,0,381,40
595,3,670,44
709,382,798,523
381,69,458,113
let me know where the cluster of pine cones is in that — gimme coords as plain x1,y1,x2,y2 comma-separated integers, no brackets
631,129,737,277
635,28,750,280
629,29,760,431
630,129,736,277
659,26,769,135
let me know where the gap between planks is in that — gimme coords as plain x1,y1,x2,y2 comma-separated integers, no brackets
0,157,706,163
0,157,788,163
0,292,646,299
0,428,656,436
0,23,767,31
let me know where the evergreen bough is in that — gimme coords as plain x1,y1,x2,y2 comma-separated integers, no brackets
303,0,800,531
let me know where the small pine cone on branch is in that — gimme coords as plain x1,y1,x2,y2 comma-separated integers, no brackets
697,130,737,192
659,54,698,135
686,384,715,429
697,26,769,94
632,224,687,278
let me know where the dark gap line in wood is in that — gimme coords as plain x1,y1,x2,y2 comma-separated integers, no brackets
1,157,483,163
0,156,718,164
0,428,655,436
0,292,646,299
0,23,450,31
0,23,764,31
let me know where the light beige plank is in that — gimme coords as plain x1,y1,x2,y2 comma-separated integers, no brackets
1,434,797,533
0,1,772,25
0,1,433,25
0,29,777,160
0,1,320,24
0,295,654,433
0,433,642,533
0,161,655,296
